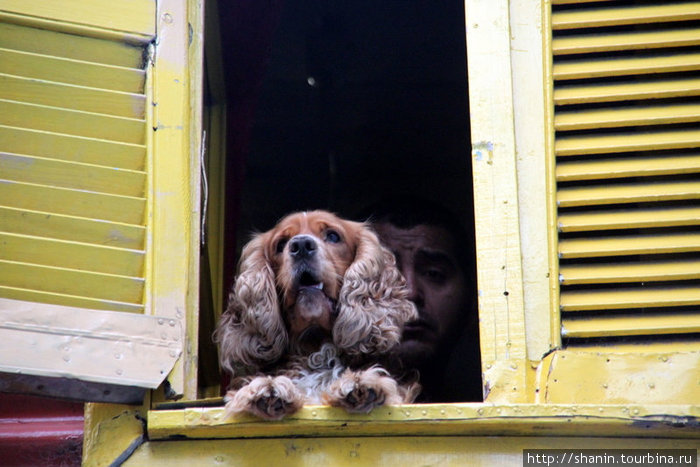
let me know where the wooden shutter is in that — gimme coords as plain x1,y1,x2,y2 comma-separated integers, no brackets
551,1,700,343
0,17,149,311
0,1,194,403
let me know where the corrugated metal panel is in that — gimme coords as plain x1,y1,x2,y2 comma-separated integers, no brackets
551,1,700,342
0,19,148,312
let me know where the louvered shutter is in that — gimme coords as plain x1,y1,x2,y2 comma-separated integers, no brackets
551,1,700,342
0,21,148,311
0,2,191,402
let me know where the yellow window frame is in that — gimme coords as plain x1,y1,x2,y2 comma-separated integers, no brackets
77,0,698,463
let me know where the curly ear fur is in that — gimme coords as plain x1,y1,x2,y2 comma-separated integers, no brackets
214,234,288,374
333,226,418,357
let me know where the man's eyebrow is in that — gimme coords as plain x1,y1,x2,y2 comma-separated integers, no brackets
416,249,455,266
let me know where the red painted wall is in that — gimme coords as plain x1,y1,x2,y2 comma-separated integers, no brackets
0,394,83,467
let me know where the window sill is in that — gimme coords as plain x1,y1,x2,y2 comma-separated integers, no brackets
147,401,699,440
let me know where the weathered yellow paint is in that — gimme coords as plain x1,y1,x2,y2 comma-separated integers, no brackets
0,285,143,313
562,312,700,338
0,179,146,225
0,206,145,250
0,75,147,119
554,77,700,105
0,21,144,68
552,3,700,29
146,403,700,440
83,402,148,467
542,0,562,356
146,0,202,400
555,103,700,131
560,259,700,285
0,260,144,304
537,351,700,405
553,27,700,54
0,49,145,94
557,128,700,156
554,52,700,80
558,180,700,207
556,153,700,181
0,0,156,37
186,0,205,400
465,0,529,403
0,154,146,198
0,100,146,145
0,126,146,168
125,436,700,467
559,232,700,259
0,232,144,277
558,206,700,232
561,285,700,311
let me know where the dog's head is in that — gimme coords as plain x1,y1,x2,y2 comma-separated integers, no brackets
215,210,417,374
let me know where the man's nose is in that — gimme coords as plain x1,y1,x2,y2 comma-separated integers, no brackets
404,270,424,307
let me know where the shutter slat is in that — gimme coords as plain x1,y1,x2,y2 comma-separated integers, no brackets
553,52,700,80
558,206,700,232
560,259,700,285
560,285,700,311
559,232,700,259
0,179,146,225
555,128,700,156
0,22,143,68
556,153,700,181
0,0,156,38
558,180,700,207
0,153,146,197
0,125,145,170
0,48,145,94
0,232,144,277
552,3,700,30
562,313,700,338
0,206,144,250
0,260,144,305
554,78,700,105
0,285,143,313
0,74,146,118
555,103,700,131
553,27,700,55
0,100,145,144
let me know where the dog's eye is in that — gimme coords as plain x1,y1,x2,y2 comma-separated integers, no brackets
325,230,341,243
275,238,288,254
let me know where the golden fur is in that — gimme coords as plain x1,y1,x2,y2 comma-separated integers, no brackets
214,210,419,419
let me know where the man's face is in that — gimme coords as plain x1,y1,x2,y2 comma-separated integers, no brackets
373,223,469,366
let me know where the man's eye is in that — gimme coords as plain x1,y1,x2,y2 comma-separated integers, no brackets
275,238,288,253
325,230,341,243
424,269,447,283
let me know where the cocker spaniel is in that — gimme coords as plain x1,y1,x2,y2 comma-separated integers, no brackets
214,210,420,419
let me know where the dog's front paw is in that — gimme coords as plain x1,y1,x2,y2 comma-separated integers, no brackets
323,367,402,413
224,376,304,420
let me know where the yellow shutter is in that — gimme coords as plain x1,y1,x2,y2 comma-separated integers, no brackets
550,1,700,342
0,15,149,311
0,0,197,402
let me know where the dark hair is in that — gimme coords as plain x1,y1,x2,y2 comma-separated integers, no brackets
359,196,474,274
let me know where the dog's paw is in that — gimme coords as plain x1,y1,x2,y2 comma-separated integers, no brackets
224,376,304,420
323,367,402,414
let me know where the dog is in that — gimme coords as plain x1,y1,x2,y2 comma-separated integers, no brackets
214,210,420,419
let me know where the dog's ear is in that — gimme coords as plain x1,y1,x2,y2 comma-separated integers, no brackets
334,226,418,357
214,234,287,374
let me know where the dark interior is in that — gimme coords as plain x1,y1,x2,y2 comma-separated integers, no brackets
205,0,479,400
219,1,472,240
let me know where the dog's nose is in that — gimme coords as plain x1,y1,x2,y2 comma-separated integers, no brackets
288,235,317,259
